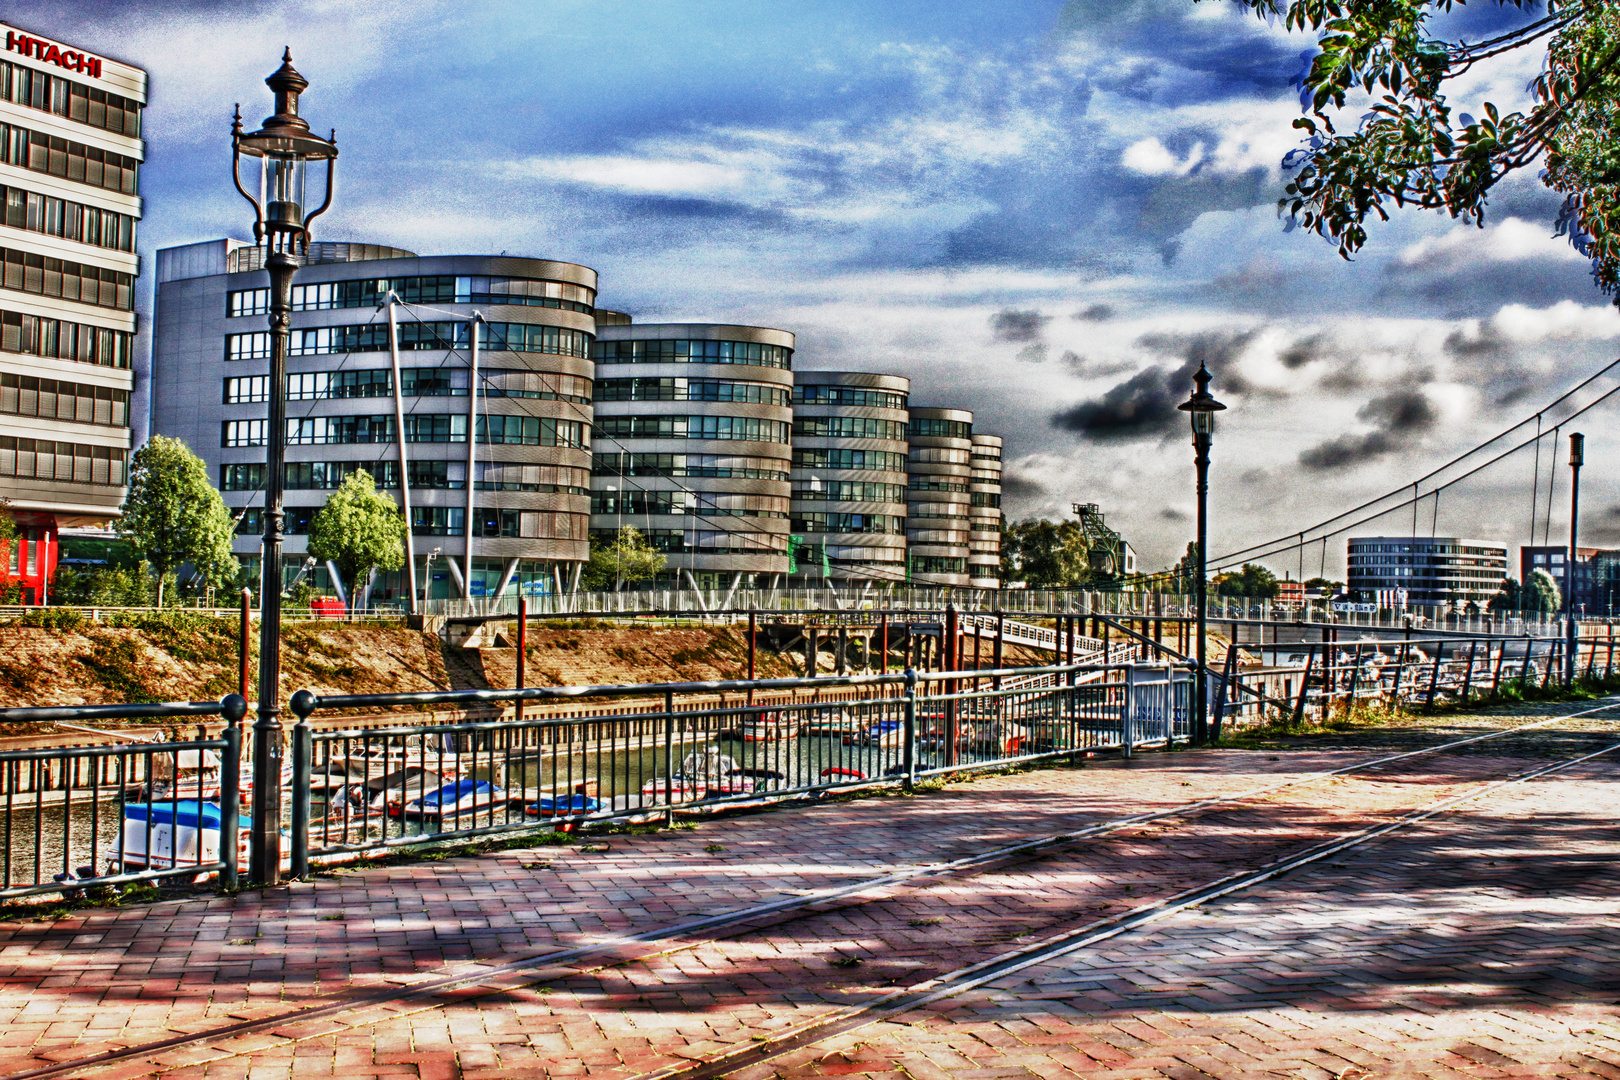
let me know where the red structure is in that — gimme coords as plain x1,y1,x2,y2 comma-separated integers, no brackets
1,515,58,605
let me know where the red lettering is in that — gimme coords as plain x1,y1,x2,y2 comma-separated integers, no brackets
87,57,99,79
41,44,60,65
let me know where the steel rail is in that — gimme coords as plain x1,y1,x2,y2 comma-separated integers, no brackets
2,700,1614,1080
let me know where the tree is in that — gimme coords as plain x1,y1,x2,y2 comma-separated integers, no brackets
1214,563,1281,598
1490,575,1524,611
116,436,238,606
581,526,665,591
1528,566,1562,612
1236,0,1620,295
0,499,18,604
1304,576,1344,596
306,469,406,611
1001,519,1090,588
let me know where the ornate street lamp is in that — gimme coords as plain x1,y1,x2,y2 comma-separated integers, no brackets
1177,363,1225,744
230,49,338,884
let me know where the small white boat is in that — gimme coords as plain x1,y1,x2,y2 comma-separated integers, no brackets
739,710,802,741
640,749,757,804
110,800,289,877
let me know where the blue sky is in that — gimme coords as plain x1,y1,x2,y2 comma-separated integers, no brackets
26,0,1620,575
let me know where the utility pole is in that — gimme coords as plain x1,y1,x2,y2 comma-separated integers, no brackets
1566,432,1583,684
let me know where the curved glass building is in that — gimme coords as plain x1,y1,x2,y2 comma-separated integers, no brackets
152,243,597,604
789,371,910,584
590,322,794,589
905,407,974,587
968,433,1002,588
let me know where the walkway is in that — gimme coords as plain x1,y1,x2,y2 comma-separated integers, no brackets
0,709,1610,1079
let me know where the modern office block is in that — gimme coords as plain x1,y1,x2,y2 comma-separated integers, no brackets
0,24,144,602
905,407,974,587
590,322,794,589
150,241,597,603
968,432,1002,588
1346,537,1507,608
789,371,909,584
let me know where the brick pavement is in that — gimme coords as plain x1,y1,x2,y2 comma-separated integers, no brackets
0,714,1608,1078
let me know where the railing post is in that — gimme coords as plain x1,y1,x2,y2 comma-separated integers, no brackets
663,689,675,827
219,694,247,892
289,689,318,880
515,597,527,722
903,667,917,793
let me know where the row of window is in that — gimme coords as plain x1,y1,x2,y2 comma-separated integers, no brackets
1347,543,1507,556
594,415,790,444
972,447,1001,461
0,372,128,427
790,513,903,535
908,479,970,493
0,436,125,486
0,246,134,310
590,491,790,518
0,59,141,136
909,418,971,440
792,416,908,441
226,321,593,361
592,339,792,370
0,309,132,369
970,492,1001,508
2,185,137,253
792,385,907,410
1,122,140,195
910,556,968,575
595,377,788,406
791,448,907,473
221,460,590,494
590,528,789,555
789,480,907,503
224,415,590,448
590,452,789,481
236,506,589,541
222,369,591,404
227,275,594,317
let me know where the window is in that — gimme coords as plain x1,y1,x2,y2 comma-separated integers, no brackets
476,461,589,493
595,377,786,405
791,448,908,473
970,492,1001,508
792,416,907,441
970,446,1002,461
401,367,468,397
223,420,266,447
472,509,589,539
284,460,405,490
1,185,137,252
1,373,128,426
910,556,967,575
220,463,265,491
225,333,271,362
404,414,466,443
0,121,140,194
226,275,595,317
591,452,789,481
223,376,268,404
286,416,393,445
228,289,269,318
790,480,907,503
411,506,465,536
594,415,790,443
477,415,588,447
481,369,590,403
591,491,788,518
909,479,969,493
792,385,907,410
909,418,971,440
0,60,141,135
790,513,902,535
275,321,593,359
286,369,392,400
592,339,792,369
0,436,126,485
0,247,134,309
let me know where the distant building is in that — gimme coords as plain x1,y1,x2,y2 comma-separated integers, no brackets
0,24,145,602
1346,537,1507,607
1276,579,1305,607
1521,545,1620,614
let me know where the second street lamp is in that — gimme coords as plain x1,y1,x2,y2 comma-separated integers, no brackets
230,49,338,885
1177,363,1225,745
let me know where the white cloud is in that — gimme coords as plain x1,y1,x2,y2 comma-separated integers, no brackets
1121,137,1205,176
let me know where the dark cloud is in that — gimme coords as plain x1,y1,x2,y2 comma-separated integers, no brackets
1017,343,1049,363
1381,249,1595,317
1279,333,1330,370
1052,328,1260,441
1001,471,1046,502
1073,303,1114,321
1060,350,1136,378
991,309,1052,342
1443,322,1509,359
1159,507,1188,521
1298,389,1439,471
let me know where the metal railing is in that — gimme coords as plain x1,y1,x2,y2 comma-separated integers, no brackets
1214,632,1619,732
0,697,246,899
282,662,1192,875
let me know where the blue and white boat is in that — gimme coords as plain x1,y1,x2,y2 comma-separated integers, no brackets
111,800,289,877
400,778,505,819
526,794,603,817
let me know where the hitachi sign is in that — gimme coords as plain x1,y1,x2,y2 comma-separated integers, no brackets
5,30,102,79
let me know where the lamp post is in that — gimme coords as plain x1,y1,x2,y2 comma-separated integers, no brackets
230,50,338,884
1566,432,1584,684
1177,363,1225,744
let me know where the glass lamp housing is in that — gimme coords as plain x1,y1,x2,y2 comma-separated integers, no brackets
1191,409,1215,436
